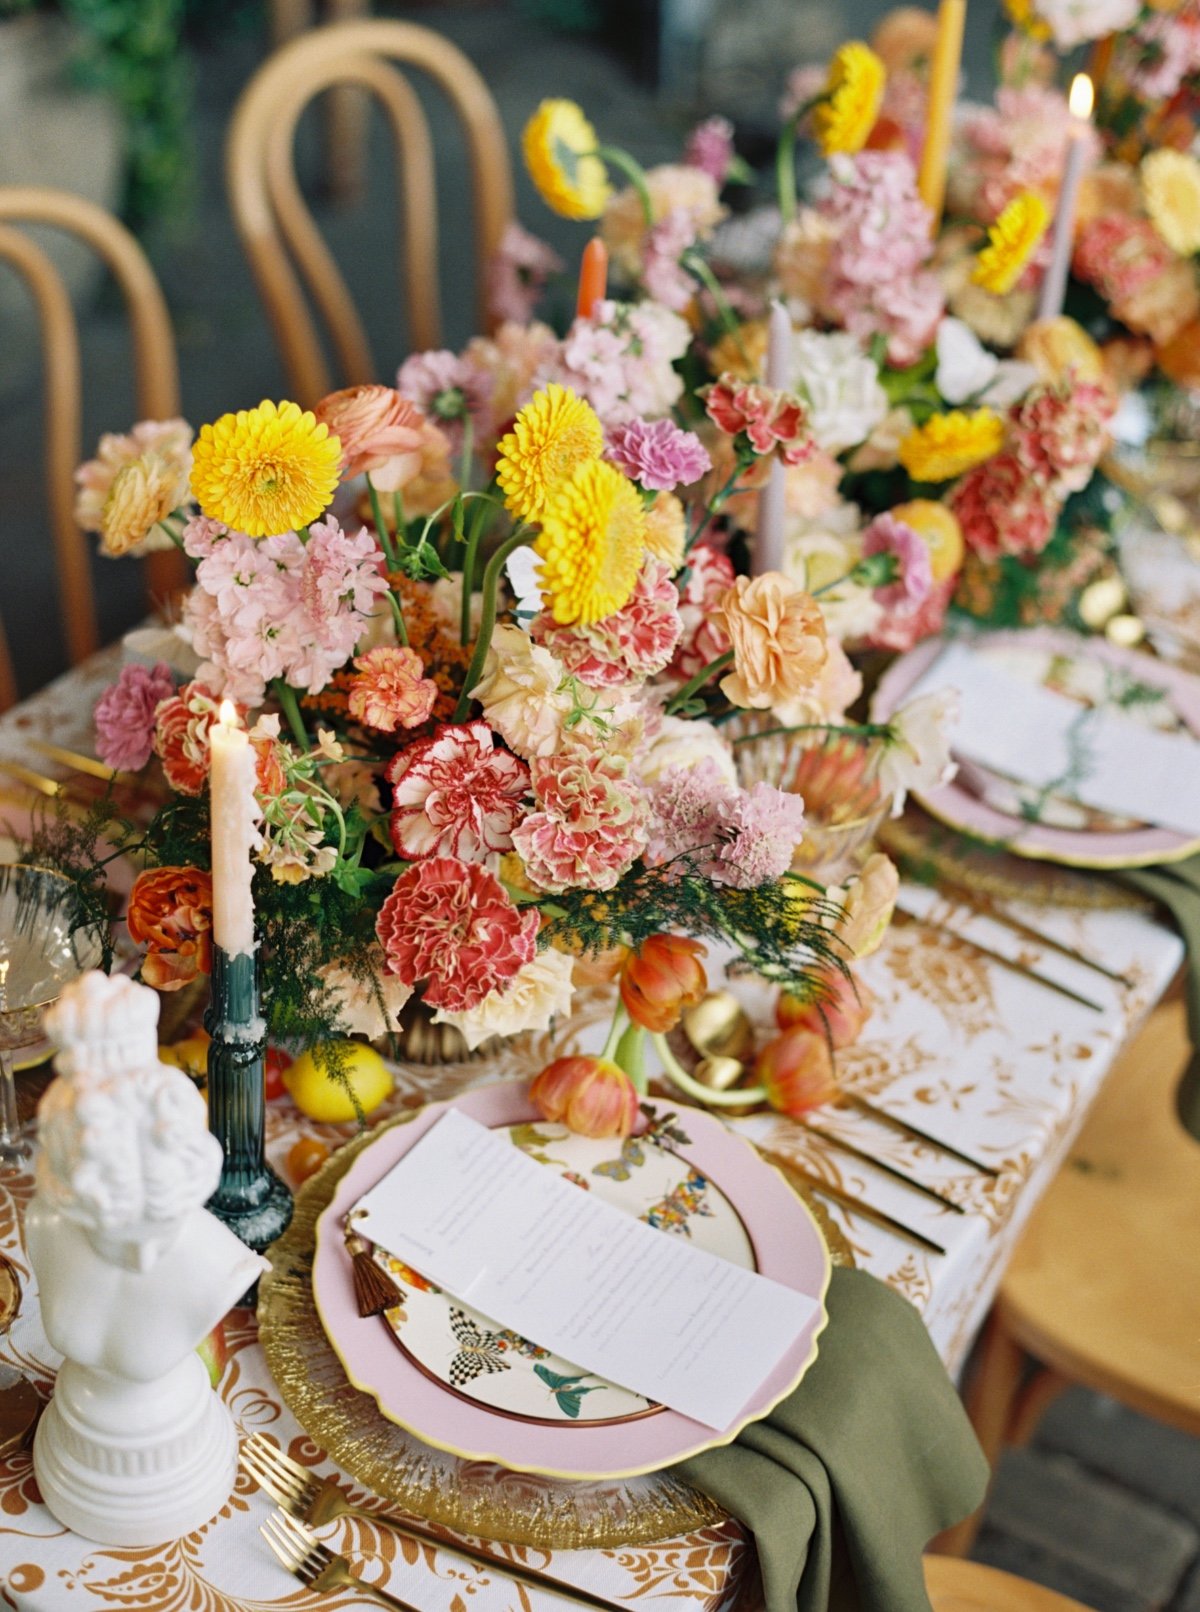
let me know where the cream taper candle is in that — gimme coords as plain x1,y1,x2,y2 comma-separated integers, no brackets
209,702,259,959
755,299,791,576
1037,73,1094,322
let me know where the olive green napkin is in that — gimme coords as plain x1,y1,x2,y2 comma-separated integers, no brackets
672,1267,988,1612
1119,854,1200,1141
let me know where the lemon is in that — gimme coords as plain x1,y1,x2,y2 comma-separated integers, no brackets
891,499,964,583
159,1030,211,1081
282,1041,394,1124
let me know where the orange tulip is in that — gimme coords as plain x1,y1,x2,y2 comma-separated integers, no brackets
529,1056,640,1139
775,967,873,1049
619,935,708,1033
754,1027,837,1118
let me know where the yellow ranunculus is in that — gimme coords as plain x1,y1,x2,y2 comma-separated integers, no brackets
522,99,611,221
972,192,1051,296
898,410,1006,483
189,400,342,537
812,42,887,158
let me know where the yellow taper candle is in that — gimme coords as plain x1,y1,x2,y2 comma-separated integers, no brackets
209,701,260,959
917,0,967,231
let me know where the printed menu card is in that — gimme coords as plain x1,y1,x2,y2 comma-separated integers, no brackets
353,1110,818,1431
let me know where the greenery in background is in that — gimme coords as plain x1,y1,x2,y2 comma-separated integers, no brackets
0,0,192,229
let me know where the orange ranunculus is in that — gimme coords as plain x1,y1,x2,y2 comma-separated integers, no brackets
529,1056,640,1139
754,1027,838,1118
619,935,708,1033
127,866,214,991
776,966,874,1050
313,385,427,482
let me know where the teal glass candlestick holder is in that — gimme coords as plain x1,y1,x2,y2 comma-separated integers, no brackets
205,946,293,1267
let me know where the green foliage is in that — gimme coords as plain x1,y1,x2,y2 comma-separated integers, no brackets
19,794,118,972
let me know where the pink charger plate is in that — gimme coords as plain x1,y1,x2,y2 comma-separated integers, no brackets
874,627,1200,870
312,1083,831,1481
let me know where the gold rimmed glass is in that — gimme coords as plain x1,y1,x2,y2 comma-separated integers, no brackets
0,864,106,1166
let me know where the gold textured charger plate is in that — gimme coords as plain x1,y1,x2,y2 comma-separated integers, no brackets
258,1105,850,1549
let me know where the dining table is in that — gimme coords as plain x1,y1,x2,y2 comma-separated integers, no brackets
0,640,1186,1612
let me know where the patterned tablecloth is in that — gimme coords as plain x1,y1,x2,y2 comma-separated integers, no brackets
0,648,1186,1612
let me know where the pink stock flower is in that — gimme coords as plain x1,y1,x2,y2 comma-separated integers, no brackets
348,646,438,733
545,299,690,424
703,374,814,465
641,209,700,311
513,752,648,893
386,720,530,861
486,221,565,326
861,513,934,608
1010,382,1115,496
376,856,539,1013
604,417,712,492
94,662,176,771
668,543,734,684
533,558,683,689
866,576,955,654
950,452,1059,561
312,386,425,480
684,115,737,184
396,349,494,454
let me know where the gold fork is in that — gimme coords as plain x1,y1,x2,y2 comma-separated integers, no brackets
261,1506,416,1609
243,1435,619,1611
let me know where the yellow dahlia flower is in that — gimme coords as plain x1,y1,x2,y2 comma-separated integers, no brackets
898,410,1006,483
522,99,611,221
812,43,886,158
1142,150,1200,258
496,383,604,523
535,459,646,626
972,192,1051,295
190,400,342,537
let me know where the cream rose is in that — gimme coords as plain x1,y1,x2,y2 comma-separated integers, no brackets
790,330,889,456
434,947,576,1050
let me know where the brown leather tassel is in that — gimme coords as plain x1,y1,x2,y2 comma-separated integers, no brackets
344,1213,406,1318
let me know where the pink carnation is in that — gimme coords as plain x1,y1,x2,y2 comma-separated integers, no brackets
1010,382,1115,496
94,661,176,771
950,453,1059,561
513,752,648,893
386,720,529,861
684,115,736,183
866,576,955,654
1073,216,1174,307
376,856,538,1012
703,374,814,465
348,646,438,733
605,418,712,492
486,221,564,326
533,558,683,689
714,783,808,888
861,513,934,608
644,761,806,887
668,544,735,684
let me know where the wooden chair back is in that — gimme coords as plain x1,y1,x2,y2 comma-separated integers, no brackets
0,188,187,688
925,1557,1098,1612
226,19,514,407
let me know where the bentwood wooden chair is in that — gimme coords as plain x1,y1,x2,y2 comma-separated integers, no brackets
943,987,1200,1554
0,187,188,689
226,19,514,408
266,0,372,204
925,1557,1099,1612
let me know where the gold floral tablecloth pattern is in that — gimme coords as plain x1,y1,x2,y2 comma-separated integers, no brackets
0,650,1187,1612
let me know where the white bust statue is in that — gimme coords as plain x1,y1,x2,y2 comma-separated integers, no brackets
27,971,266,1545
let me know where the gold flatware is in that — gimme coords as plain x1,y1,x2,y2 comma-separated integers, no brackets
262,1507,417,1610
243,1435,622,1611
943,893,1134,988
0,786,87,823
894,898,1106,1013
799,1121,968,1214
683,990,755,1062
27,738,137,785
0,761,69,800
837,1093,999,1177
759,1152,946,1256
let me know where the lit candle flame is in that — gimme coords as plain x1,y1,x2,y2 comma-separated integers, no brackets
1069,73,1094,121
218,699,239,726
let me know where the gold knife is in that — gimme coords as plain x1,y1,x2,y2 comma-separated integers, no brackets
942,892,1134,988
28,738,137,786
837,1093,999,1177
760,1152,947,1256
800,1121,968,1214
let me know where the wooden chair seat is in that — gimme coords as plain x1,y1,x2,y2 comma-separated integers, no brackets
925,1556,1099,1612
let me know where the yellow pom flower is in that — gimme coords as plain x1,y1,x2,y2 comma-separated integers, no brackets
889,499,965,582
972,192,1051,295
1142,149,1200,258
496,383,604,523
812,42,886,158
898,410,1006,483
535,459,646,626
522,99,612,221
189,400,342,537
1001,0,1052,41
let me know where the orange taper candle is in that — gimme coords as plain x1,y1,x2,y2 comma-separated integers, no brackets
576,237,608,320
917,0,967,232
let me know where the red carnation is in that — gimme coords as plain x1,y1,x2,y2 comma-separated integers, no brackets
387,720,529,862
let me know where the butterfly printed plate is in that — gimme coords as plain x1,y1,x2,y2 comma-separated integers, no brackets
312,1082,831,1480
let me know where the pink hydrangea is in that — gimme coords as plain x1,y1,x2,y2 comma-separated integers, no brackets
956,87,1099,223
866,576,955,654
386,720,529,861
94,661,176,771
684,116,737,183
376,856,538,1012
513,752,648,893
605,418,712,492
486,221,564,326
1010,382,1115,496
861,513,934,608
396,349,494,453
533,558,683,689
668,544,735,684
950,453,1059,561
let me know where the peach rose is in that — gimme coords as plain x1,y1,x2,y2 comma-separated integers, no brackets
313,385,426,480
127,866,214,991
713,574,828,710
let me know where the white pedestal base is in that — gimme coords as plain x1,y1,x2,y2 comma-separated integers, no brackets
33,1353,236,1545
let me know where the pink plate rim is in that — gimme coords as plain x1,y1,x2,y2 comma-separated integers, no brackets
312,1083,831,1481
873,627,1200,870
